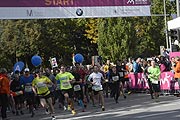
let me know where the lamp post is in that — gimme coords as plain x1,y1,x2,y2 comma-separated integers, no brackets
163,0,169,49
176,0,180,17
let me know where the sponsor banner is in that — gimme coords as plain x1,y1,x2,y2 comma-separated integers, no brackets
0,0,151,19
160,72,179,90
128,72,179,90
169,52,180,60
0,0,150,7
128,73,149,89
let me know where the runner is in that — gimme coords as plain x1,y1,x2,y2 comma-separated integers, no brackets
10,74,24,115
116,61,127,99
148,60,161,101
55,65,76,115
32,69,55,120
75,63,87,107
108,66,121,103
44,68,56,105
20,68,35,117
88,65,105,111
71,66,85,112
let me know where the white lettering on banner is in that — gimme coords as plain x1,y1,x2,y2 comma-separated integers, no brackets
127,0,148,5
127,0,135,4
160,72,172,88
175,82,179,87
137,73,145,85
135,0,148,4
137,78,143,85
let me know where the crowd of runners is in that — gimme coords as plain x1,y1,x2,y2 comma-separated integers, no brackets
1,53,180,120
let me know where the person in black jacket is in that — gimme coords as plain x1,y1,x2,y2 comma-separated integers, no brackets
71,66,85,112
10,74,24,116
109,66,126,103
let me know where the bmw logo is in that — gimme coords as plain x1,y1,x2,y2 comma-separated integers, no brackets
76,9,83,16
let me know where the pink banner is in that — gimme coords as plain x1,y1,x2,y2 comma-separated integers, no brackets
128,73,149,89
169,52,180,60
160,72,179,90
128,72,179,90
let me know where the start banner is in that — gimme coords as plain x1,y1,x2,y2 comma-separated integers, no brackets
128,72,179,90
0,0,151,19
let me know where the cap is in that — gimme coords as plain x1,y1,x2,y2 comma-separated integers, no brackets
24,68,30,72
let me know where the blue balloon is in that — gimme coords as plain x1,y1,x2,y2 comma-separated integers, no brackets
13,61,25,73
31,55,42,67
74,54,84,63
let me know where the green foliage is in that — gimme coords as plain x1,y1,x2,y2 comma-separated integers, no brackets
97,0,176,62
0,19,95,70
0,0,177,69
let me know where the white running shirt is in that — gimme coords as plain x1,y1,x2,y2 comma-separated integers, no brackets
88,72,104,90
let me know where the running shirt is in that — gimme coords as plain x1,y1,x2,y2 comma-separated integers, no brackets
72,72,82,92
55,72,74,90
10,80,23,92
148,66,161,84
20,74,34,93
88,72,104,91
32,76,51,96
109,72,120,82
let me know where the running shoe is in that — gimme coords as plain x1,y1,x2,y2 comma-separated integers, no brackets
45,108,50,115
63,106,67,111
16,111,19,116
51,116,56,120
128,91,132,95
31,111,35,117
20,111,24,115
102,106,105,111
68,105,71,111
71,110,76,115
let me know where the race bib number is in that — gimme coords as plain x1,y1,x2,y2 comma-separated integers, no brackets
152,80,159,84
47,84,52,88
88,84,92,88
61,81,71,88
73,85,81,91
112,76,119,81
119,72,124,77
37,82,46,88
24,86,32,92
56,84,60,90
92,85,102,91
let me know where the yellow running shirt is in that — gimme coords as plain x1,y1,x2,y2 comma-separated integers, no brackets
32,76,51,96
55,72,74,90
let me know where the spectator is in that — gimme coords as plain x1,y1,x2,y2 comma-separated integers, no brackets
133,58,143,74
162,47,169,59
173,56,180,96
0,68,10,120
